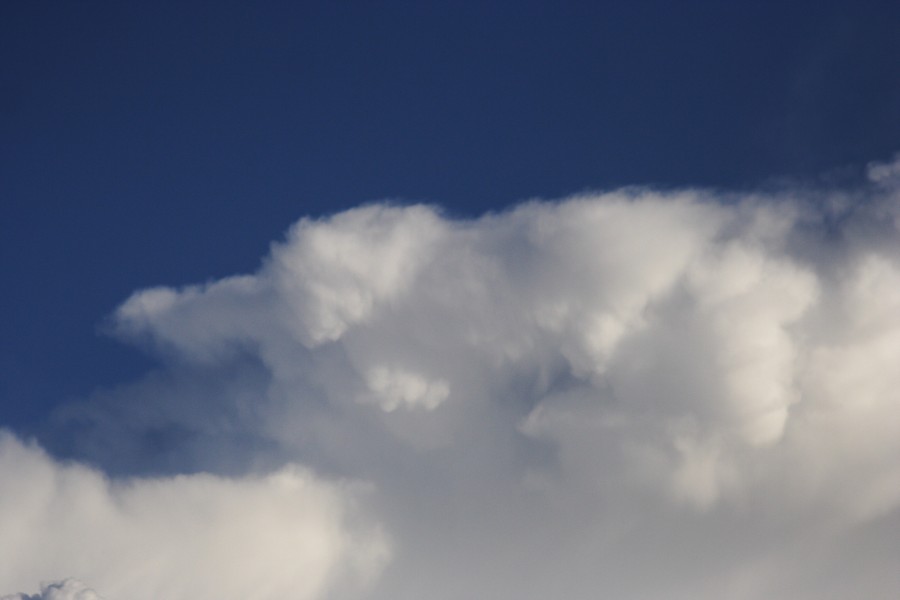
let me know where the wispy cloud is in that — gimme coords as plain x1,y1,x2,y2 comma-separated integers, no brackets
6,156,900,599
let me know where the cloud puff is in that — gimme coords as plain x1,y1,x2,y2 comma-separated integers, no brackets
868,152,900,185
16,158,900,599
104,190,900,507
0,433,388,600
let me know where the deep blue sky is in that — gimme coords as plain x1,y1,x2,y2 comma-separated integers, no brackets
2,1,899,426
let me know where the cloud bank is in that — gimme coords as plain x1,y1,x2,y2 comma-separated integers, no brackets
6,155,900,599
0,433,387,600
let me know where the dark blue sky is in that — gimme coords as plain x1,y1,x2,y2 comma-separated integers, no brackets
2,0,899,426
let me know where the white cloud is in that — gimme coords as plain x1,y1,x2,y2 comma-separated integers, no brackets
12,163,900,598
362,366,450,412
0,433,388,600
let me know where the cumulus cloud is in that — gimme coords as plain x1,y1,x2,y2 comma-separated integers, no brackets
0,432,388,600
102,188,900,508
9,157,900,599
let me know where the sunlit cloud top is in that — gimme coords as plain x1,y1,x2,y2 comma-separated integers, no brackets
4,159,899,598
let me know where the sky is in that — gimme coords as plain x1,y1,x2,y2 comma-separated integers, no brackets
1,2,900,599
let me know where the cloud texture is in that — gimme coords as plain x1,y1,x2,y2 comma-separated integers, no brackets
1,579,103,600
5,156,900,599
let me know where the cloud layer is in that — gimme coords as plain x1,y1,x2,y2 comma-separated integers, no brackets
6,156,900,599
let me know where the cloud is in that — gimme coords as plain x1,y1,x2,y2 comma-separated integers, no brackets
1,579,103,600
102,190,900,508
9,158,900,598
0,432,388,600
868,152,900,185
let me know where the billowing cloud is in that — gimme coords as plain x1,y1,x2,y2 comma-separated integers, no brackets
0,433,388,600
7,156,900,598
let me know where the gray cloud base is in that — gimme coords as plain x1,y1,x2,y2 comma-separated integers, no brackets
1,579,103,600
6,158,900,599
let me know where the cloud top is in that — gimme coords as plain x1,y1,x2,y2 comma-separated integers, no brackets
108,189,900,508
9,160,900,599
